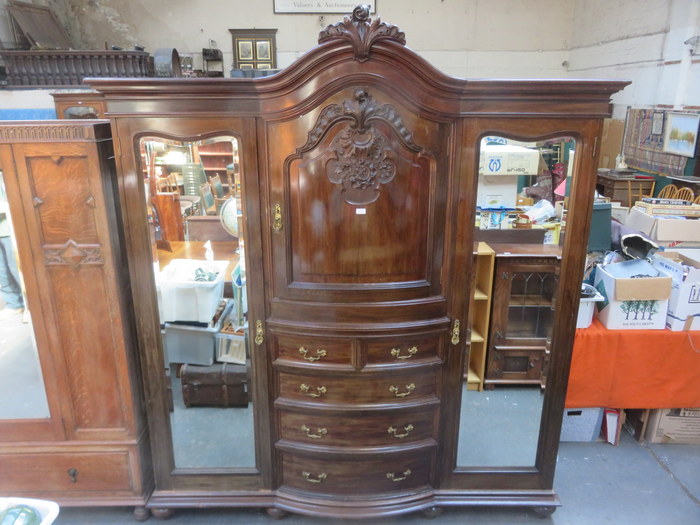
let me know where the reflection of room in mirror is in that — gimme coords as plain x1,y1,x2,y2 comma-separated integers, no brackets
138,135,255,470
459,136,571,468
0,172,49,420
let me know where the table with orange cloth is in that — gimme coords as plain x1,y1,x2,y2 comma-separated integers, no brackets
565,318,700,408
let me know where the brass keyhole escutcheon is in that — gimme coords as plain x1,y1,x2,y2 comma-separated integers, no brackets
67,468,78,483
254,320,264,345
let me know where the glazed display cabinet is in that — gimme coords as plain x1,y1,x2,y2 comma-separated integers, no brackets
485,244,562,389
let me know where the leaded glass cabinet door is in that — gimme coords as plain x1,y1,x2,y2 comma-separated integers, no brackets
485,244,561,388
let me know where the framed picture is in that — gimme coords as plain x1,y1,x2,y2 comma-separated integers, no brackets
651,111,664,135
230,29,277,70
237,40,253,60
662,112,700,157
256,40,271,60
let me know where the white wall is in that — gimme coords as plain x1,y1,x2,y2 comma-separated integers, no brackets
1,0,574,79
568,0,700,116
0,0,698,116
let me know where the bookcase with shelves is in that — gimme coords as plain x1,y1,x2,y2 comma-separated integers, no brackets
466,242,495,391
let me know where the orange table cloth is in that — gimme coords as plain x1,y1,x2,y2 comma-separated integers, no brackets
566,318,700,409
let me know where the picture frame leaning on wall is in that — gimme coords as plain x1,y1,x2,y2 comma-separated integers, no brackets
662,112,700,158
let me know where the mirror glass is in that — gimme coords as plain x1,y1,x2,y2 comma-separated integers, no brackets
456,135,574,467
139,135,255,469
0,171,50,420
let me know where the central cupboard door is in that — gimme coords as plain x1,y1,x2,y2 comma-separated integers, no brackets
263,86,457,497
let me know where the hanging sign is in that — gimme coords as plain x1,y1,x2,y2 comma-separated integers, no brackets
274,1,376,14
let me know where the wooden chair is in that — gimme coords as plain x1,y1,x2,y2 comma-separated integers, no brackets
208,174,228,213
694,194,700,205
656,184,678,200
674,187,694,202
199,183,217,215
627,179,655,208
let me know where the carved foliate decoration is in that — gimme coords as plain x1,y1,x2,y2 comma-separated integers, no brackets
319,5,406,62
44,239,103,269
301,89,420,206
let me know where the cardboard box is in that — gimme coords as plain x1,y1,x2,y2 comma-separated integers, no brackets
635,201,700,217
652,252,700,331
476,174,519,208
560,408,604,442
625,207,700,249
645,408,700,444
593,259,672,330
610,202,629,223
598,118,625,170
479,144,542,176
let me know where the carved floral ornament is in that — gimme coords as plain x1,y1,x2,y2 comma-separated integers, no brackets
300,88,421,206
318,4,406,62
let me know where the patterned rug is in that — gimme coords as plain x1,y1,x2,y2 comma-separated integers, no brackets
622,108,687,177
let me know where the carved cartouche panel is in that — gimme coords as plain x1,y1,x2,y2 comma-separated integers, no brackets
282,89,437,286
299,89,420,206
318,5,405,62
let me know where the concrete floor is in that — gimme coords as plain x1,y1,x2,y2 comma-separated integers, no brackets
54,431,700,524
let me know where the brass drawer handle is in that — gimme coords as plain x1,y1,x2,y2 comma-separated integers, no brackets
298,347,327,362
387,424,414,439
389,383,415,398
390,346,417,360
301,425,328,439
300,384,327,398
386,469,412,482
302,471,327,483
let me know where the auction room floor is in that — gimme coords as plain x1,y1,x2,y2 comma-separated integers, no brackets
56,430,700,524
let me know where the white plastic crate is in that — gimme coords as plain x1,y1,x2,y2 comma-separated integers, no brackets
560,408,604,442
157,259,230,323
164,300,232,365
577,283,605,329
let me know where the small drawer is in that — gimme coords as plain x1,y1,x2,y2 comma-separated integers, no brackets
278,405,438,446
364,332,443,366
274,334,353,367
281,450,433,494
277,368,439,405
0,451,133,493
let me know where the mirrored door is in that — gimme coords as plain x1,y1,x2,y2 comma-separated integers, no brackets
456,133,576,468
0,171,49,421
138,134,256,470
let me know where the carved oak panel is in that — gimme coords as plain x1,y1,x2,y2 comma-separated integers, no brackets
25,154,99,245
